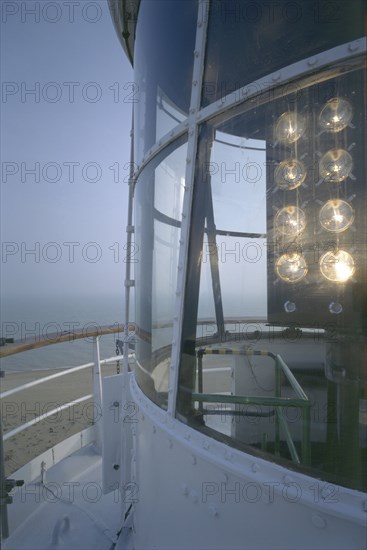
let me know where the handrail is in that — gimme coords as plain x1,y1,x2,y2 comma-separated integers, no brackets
0,356,121,399
195,347,311,465
276,354,308,401
0,323,135,358
3,395,93,441
192,393,310,409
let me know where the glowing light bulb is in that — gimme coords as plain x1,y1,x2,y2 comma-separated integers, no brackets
275,112,306,143
319,148,353,183
319,98,353,132
276,253,308,283
319,250,355,283
319,199,354,233
275,206,306,237
274,159,307,190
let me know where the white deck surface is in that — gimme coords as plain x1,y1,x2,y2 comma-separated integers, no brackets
4,444,128,550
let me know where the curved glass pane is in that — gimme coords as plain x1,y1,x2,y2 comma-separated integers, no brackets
134,0,197,163
178,61,366,492
202,0,365,106
135,139,187,408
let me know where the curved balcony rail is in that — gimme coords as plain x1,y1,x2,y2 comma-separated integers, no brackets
0,323,135,540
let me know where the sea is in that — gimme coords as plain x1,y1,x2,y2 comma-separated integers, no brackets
0,293,127,373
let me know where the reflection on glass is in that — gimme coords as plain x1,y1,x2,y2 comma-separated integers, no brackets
319,98,353,132
275,206,306,237
319,250,355,282
134,140,187,408
275,112,306,143
275,159,307,190
329,301,343,314
276,253,308,283
284,300,296,313
319,148,353,182
319,199,354,233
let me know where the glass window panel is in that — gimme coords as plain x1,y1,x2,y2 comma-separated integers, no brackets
210,132,267,234
178,61,366,492
202,0,365,106
135,139,187,408
217,235,267,319
134,0,197,163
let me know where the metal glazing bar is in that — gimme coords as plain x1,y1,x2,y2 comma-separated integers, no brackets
167,0,211,415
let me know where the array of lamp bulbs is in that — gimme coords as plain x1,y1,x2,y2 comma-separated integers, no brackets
273,98,355,288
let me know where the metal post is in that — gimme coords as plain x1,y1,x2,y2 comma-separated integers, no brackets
302,405,311,466
275,357,281,457
93,336,103,453
123,112,135,379
197,350,204,413
0,408,9,540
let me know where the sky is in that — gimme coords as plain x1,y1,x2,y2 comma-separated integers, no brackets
0,0,134,299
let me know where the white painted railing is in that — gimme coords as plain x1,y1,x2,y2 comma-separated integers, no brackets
0,326,134,541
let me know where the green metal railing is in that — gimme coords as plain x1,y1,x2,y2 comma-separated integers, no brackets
195,348,311,465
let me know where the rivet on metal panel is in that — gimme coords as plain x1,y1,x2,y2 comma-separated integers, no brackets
209,504,219,517
311,514,326,529
251,463,260,473
348,41,360,52
283,475,293,485
307,57,318,66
